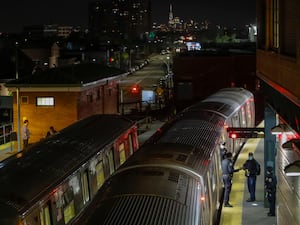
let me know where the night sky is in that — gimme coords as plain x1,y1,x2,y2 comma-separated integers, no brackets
1,0,256,33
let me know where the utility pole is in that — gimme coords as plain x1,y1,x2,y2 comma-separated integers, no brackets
16,41,21,151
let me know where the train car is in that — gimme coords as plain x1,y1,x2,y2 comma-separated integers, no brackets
73,88,255,225
0,114,139,225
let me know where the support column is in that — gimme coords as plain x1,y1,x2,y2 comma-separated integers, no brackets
264,103,277,206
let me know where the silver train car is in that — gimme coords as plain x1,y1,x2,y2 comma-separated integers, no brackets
0,114,139,225
74,88,255,225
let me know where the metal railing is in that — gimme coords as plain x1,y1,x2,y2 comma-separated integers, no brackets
0,123,14,145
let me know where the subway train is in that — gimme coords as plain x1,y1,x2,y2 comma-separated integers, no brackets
73,88,255,225
0,114,139,225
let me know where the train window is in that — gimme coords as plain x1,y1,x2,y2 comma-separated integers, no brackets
119,142,126,165
40,203,52,225
96,161,105,189
63,200,75,224
81,170,90,205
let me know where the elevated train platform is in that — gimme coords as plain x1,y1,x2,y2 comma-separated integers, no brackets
0,119,282,225
221,132,277,225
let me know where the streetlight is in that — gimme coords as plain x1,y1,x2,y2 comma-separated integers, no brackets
161,55,173,101
166,55,170,75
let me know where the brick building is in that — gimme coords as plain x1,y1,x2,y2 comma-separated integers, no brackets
173,49,256,110
5,63,128,146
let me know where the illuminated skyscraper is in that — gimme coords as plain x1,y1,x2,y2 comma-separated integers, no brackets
168,2,174,29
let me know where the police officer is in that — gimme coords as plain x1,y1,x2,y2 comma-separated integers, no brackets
265,166,277,216
242,152,261,202
221,152,240,207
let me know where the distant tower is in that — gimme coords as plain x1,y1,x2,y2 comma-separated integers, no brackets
168,2,174,29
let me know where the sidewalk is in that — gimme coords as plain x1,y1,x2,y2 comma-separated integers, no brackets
0,142,18,161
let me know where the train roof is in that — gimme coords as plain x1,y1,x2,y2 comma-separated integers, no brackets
120,142,213,176
84,159,202,225
78,142,213,225
186,87,253,118
0,114,135,214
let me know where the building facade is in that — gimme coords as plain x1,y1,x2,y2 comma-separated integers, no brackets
256,1,300,224
5,63,127,146
88,0,151,41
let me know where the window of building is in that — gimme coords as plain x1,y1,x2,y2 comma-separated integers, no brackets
86,94,93,103
108,88,112,96
21,96,29,104
272,0,279,49
281,1,297,57
97,89,101,100
36,97,54,106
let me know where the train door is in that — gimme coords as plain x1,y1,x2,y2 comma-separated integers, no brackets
81,170,90,205
245,100,253,127
230,113,240,155
240,106,246,128
206,172,213,225
40,202,52,225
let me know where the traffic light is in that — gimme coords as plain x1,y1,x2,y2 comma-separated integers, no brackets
229,132,238,139
228,131,263,139
227,127,264,139
109,57,115,63
131,84,140,94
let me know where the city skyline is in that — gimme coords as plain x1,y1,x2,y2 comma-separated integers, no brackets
0,0,256,33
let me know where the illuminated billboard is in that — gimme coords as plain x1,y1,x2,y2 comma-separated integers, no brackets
186,42,201,51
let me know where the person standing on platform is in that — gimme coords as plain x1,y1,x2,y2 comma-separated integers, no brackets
242,152,261,202
46,126,57,138
22,119,30,149
221,152,240,207
265,166,277,216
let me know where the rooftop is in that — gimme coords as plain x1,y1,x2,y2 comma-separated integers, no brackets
5,63,127,87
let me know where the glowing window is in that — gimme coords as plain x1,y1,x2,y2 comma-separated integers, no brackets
96,162,105,189
36,97,54,106
119,143,126,165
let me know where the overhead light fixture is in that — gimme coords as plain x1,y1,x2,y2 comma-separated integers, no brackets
271,124,294,135
282,138,300,149
284,160,300,176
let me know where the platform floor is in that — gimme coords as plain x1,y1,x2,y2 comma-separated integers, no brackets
220,137,277,225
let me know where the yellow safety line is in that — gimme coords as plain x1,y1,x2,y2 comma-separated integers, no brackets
220,138,261,225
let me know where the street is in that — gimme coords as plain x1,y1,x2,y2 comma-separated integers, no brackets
119,54,172,115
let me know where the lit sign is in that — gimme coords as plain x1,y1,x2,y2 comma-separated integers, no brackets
186,42,201,51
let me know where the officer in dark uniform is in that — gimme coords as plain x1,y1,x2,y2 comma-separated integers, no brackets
265,166,277,216
242,152,261,202
221,152,240,207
